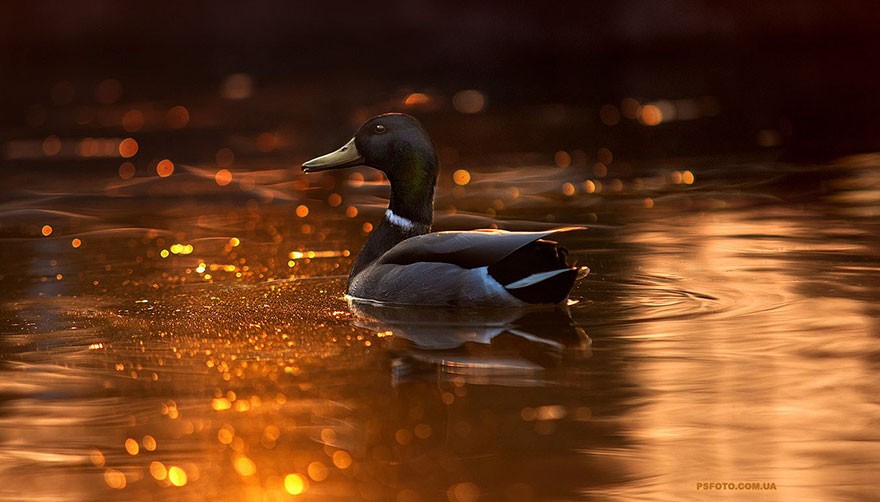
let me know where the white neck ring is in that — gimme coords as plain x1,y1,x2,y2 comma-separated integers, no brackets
385,209,417,231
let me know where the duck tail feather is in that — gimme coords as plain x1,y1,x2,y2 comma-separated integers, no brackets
505,268,573,289
502,267,578,304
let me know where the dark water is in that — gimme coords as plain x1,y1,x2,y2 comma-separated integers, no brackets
1,88,879,502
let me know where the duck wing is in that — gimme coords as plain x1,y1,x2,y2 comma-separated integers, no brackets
377,227,583,269
354,227,585,305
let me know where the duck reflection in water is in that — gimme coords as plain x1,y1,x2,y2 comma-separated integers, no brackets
348,300,591,386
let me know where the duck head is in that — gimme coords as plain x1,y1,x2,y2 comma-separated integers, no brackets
302,113,438,226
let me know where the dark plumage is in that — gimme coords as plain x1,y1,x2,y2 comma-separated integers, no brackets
302,113,585,306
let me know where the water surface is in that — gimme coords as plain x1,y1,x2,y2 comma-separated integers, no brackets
1,97,879,501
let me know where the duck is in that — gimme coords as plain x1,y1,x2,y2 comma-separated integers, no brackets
302,113,585,307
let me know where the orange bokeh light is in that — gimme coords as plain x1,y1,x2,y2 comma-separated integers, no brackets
215,169,233,186
166,106,190,129
119,162,136,180
42,135,62,156
554,151,571,168
104,469,126,489
404,93,430,106
284,473,308,495
307,462,328,482
452,90,486,114
332,450,352,469
118,138,139,158
639,105,663,126
453,169,471,185
348,172,365,188
168,466,187,487
157,159,174,177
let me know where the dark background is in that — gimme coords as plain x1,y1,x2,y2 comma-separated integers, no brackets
2,0,880,159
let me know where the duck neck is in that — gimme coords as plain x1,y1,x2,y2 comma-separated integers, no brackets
387,184,433,229
348,152,437,284
385,153,436,228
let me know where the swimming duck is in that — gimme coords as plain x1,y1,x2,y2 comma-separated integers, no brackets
302,113,584,306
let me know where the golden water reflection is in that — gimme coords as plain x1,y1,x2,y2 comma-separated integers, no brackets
586,207,880,501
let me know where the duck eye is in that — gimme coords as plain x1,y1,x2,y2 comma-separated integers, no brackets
373,124,387,134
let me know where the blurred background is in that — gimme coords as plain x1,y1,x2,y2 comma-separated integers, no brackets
3,0,880,162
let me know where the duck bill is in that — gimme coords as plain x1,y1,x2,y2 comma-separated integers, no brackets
302,138,363,173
